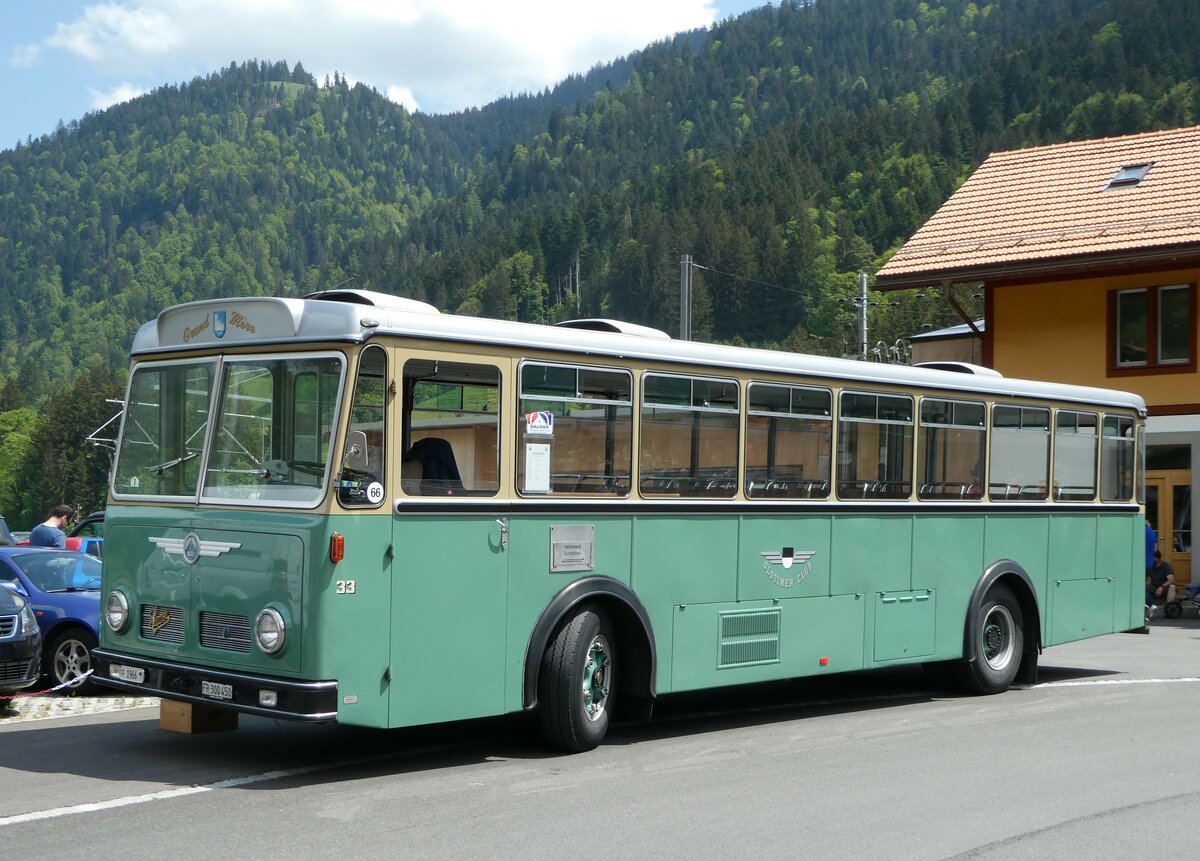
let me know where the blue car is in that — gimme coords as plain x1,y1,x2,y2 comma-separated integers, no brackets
0,547,100,693
0,587,41,695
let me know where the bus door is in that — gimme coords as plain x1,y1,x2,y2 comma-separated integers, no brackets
1146,467,1192,592
389,355,509,726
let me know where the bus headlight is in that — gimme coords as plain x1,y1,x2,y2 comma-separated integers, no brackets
255,607,286,654
105,591,130,632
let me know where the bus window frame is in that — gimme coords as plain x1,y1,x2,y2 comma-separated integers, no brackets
1052,408,1099,502
988,403,1051,502
199,350,348,509
639,371,740,498
916,396,987,501
745,380,833,500
835,389,915,500
112,356,219,504
516,359,634,497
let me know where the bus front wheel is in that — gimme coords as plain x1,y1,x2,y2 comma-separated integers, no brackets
538,606,615,752
954,584,1024,695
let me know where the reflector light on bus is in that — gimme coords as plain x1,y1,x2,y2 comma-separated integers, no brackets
330,532,344,563
819,657,829,666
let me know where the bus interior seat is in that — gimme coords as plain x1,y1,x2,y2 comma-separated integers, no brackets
406,437,464,495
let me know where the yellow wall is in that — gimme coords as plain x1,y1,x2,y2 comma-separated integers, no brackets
991,267,1200,408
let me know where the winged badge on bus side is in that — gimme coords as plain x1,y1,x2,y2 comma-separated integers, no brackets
760,548,817,588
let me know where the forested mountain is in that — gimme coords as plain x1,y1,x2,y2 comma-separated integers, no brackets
1,0,1198,521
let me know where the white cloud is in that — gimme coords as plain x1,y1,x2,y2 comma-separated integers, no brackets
31,0,727,114
385,85,419,113
89,82,148,110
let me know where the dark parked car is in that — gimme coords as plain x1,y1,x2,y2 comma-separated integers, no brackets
0,586,41,695
0,548,100,692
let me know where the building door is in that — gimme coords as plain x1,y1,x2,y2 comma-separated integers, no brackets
1145,469,1192,591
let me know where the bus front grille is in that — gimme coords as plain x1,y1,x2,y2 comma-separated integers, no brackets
200,612,251,652
140,604,184,643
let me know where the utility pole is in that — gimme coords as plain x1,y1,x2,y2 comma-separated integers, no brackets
857,272,869,361
680,254,693,340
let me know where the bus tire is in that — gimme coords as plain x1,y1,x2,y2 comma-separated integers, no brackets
538,606,615,752
954,584,1023,695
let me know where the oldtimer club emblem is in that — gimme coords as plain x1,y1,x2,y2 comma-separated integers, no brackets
760,547,817,589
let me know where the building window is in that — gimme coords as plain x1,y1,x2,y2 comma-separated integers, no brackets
1110,284,1195,373
1104,162,1152,190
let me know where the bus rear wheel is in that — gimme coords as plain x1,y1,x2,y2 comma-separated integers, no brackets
954,584,1023,695
538,607,615,752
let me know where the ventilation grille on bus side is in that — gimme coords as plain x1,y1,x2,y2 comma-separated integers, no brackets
200,611,252,652
718,608,782,668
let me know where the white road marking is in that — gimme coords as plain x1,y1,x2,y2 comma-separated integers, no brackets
1035,676,1200,688
0,761,360,827
4,676,1197,827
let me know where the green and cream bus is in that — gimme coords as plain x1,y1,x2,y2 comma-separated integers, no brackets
94,289,1146,751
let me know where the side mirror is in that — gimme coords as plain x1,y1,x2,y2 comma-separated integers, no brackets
0,579,27,598
345,430,370,472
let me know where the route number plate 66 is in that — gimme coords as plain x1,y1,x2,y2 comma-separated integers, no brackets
201,680,233,700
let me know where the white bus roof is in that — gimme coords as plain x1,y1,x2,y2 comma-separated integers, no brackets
132,290,1145,413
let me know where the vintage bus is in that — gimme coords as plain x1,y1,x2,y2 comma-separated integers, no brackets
94,289,1146,751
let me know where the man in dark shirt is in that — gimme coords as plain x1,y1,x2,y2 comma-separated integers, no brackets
1146,551,1176,618
28,504,74,549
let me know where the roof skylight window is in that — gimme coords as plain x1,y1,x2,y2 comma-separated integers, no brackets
1105,162,1152,189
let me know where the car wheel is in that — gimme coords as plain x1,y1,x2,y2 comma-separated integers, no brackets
47,627,97,694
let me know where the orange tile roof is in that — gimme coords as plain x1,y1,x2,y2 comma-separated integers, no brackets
874,125,1200,289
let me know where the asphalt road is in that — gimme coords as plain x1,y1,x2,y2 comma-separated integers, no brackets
3,619,1199,860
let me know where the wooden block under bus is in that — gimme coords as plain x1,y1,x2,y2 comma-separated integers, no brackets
159,698,239,733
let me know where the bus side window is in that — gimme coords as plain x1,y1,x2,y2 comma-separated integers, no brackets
989,405,1049,501
517,362,633,496
402,358,500,497
338,345,387,507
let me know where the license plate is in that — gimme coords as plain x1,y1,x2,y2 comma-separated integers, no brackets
201,680,233,700
114,665,145,684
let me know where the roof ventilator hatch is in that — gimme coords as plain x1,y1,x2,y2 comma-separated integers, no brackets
1104,162,1152,190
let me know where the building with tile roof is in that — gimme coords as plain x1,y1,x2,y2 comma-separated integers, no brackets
875,124,1200,593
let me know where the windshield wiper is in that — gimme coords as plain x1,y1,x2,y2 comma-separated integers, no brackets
149,452,199,476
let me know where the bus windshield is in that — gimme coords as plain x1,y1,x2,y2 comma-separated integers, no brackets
113,353,344,506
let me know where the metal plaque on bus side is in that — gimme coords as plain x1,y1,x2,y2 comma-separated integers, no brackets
550,524,595,573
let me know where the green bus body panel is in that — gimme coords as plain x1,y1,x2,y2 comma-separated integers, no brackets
670,595,866,692
832,516,913,594
101,504,1144,728
1050,578,1116,642
502,515,633,715
737,516,832,600
1048,516,1099,582
322,513,393,728
631,516,740,692
101,508,306,679
387,514,508,726
874,591,936,661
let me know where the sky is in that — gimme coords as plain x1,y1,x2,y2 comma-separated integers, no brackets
1,0,769,151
